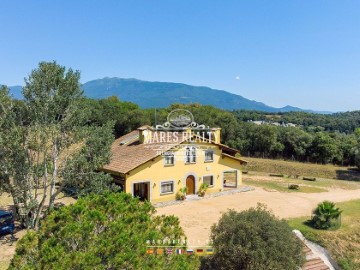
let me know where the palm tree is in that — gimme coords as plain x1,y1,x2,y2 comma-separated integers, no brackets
312,201,342,229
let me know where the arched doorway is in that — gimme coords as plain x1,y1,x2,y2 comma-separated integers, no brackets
186,175,195,194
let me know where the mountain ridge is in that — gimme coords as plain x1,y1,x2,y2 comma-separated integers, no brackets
81,77,329,113
4,78,332,113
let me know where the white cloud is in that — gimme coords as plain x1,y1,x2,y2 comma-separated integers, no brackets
235,76,240,80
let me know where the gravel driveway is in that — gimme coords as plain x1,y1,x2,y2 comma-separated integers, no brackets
156,187,360,247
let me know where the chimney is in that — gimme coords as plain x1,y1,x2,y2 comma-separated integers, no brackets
211,128,221,144
138,125,152,144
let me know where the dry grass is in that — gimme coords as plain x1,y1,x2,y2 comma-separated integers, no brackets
243,178,328,193
288,199,360,270
0,230,27,270
244,157,360,181
243,171,360,191
0,191,76,270
244,161,360,269
0,193,13,210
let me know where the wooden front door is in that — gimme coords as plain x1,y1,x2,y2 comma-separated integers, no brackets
186,175,195,194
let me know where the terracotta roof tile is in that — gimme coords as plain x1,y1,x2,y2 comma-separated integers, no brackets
102,128,247,174
102,130,188,174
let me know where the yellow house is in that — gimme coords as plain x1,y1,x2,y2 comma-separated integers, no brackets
102,125,247,203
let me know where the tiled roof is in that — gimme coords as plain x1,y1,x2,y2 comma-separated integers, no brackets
102,128,247,175
102,130,187,174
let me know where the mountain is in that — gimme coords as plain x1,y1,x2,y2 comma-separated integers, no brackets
4,78,330,113
82,78,326,113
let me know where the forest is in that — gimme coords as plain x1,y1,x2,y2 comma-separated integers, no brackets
66,97,359,167
2,86,360,168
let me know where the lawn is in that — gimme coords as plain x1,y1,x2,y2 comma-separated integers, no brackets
243,170,360,193
288,199,360,270
243,178,328,193
244,157,360,181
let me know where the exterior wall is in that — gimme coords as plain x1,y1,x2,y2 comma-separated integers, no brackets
125,142,243,203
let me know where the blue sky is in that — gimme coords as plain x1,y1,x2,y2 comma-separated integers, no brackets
1,1,359,111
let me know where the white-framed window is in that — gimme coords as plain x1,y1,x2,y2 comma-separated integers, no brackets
204,150,214,162
185,146,197,163
164,151,175,165
160,181,175,194
203,175,214,187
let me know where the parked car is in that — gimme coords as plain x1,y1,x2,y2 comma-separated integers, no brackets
0,210,15,235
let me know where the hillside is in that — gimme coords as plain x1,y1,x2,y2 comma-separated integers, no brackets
4,78,324,112
81,77,317,112
244,157,360,181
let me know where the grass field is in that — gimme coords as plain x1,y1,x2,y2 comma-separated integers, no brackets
243,170,360,193
288,199,360,270
242,159,360,269
244,157,360,181
243,178,328,193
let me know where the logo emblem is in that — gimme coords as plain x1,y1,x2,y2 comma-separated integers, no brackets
155,109,208,130
168,109,194,128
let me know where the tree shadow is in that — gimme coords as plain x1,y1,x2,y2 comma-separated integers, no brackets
200,256,220,270
336,168,360,181
303,219,314,228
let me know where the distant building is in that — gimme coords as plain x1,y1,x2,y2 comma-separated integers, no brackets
248,120,297,128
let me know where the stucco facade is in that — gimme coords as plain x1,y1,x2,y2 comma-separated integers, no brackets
102,126,246,203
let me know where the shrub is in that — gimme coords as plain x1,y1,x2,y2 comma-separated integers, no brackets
311,200,342,230
198,183,209,197
176,187,187,200
9,192,200,269
202,204,305,270
288,184,300,190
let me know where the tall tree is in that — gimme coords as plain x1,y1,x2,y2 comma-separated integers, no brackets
0,62,115,229
309,132,340,164
355,128,360,169
0,85,37,227
22,61,83,212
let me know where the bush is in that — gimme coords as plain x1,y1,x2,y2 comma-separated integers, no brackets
198,183,209,197
176,187,187,200
10,192,200,269
201,204,305,270
288,184,300,190
311,201,342,230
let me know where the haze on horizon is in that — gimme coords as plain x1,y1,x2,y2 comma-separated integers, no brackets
0,1,359,112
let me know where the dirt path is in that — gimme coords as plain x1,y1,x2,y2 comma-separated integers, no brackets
156,187,360,247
